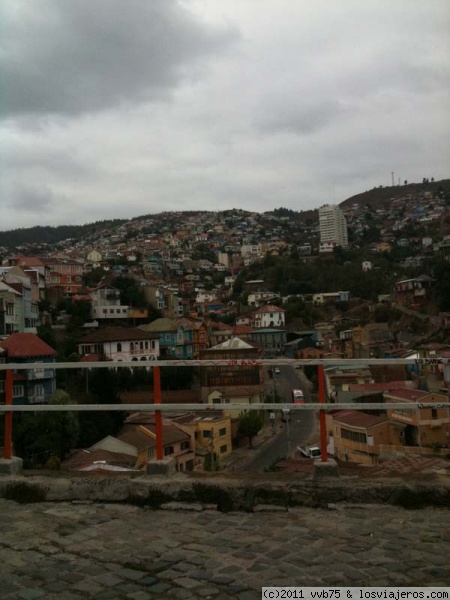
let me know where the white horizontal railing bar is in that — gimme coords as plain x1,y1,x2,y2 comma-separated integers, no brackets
0,357,444,371
1,402,449,412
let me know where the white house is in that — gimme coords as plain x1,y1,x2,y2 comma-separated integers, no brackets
78,327,160,361
252,304,285,328
90,285,129,322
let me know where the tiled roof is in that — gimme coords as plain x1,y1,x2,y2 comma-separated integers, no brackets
14,256,46,268
332,410,388,428
0,333,56,358
255,304,285,313
79,327,159,343
118,424,189,448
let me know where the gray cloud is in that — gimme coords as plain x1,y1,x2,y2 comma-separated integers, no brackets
0,0,237,118
256,99,346,135
0,0,449,231
8,183,54,212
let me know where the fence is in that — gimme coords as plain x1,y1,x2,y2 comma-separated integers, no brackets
1,358,450,466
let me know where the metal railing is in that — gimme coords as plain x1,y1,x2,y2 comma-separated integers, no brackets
1,358,450,464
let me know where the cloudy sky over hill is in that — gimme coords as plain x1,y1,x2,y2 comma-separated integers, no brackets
1,0,449,230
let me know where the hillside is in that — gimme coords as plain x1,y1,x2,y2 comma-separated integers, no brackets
1,179,448,249
339,179,450,211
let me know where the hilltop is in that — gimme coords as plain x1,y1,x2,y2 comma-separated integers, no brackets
340,179,450,211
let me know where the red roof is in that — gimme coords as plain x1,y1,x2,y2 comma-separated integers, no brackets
333,410,388,428
384,388,429,401
0,333,56,358
255,304,285,314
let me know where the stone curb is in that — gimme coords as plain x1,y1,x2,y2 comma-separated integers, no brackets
0,473,449,511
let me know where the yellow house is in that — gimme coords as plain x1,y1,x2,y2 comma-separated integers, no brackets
171,411,233,461
332,410,390,464
385,389,450,448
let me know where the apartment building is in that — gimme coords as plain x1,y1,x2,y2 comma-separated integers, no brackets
319,204,348,252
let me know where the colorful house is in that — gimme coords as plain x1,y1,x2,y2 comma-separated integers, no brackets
138,318,193,359
0,333,56,405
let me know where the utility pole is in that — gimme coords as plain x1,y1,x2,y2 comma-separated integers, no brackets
391,172,395,187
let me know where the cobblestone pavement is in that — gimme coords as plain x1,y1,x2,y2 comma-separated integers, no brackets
0,499,449,599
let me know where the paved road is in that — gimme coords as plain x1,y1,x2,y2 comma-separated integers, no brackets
243,366,316,472
0,499,449,599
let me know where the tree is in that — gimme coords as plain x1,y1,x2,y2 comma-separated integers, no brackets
14,390,79,466
36,324,58,351
237,410,264,448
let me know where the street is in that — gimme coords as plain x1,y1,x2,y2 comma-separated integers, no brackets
239,365,317,472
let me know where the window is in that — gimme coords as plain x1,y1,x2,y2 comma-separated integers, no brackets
202,430,212,438
13,385,24,398
164,446,174,456
66,276,71,283
103,309,108,314
35,385,44,397
0,380,4,393
219,428,227,436
109,309,114,314
341,428,367,444
431,408,438,419
181,441,190,451
117,343,122,352
220,445,228,454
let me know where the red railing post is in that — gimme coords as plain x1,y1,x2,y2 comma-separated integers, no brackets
153,366,163,460
4,369,13,460
318,364,328,462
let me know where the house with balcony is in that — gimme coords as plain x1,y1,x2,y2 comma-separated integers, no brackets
170,411,233,464
138,318,193,359
0,333,56,405
77,326,159,362
393,274,435,306
0,282,22,335
174,317,209,358
0,266,39,331
43,258,84,298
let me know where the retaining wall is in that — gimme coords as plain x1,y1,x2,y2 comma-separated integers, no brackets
0,473,449,511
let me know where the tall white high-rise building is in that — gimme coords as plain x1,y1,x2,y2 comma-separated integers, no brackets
318,204,348,253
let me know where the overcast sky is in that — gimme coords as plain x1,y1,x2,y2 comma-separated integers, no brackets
1,0,449,231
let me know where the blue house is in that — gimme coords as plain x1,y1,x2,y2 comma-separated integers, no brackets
0,333,57,405
138,318,193,359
